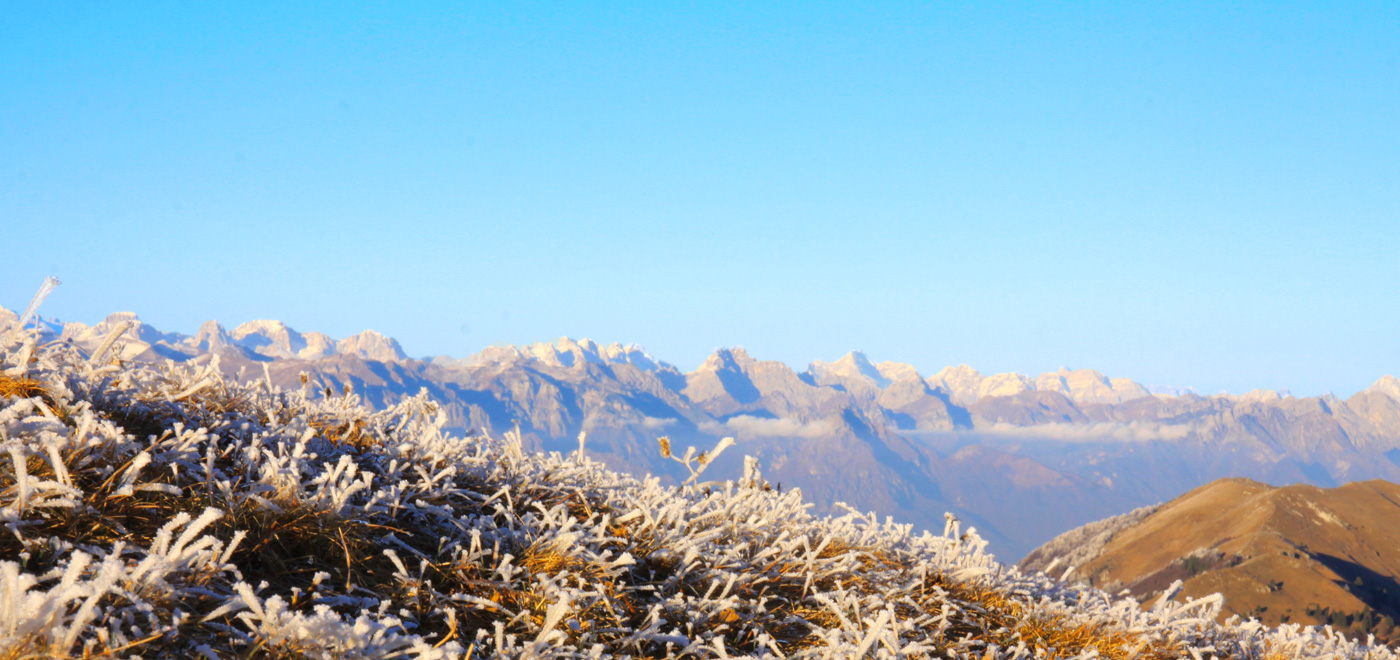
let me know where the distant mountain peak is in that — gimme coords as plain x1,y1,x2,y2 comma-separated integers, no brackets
231,318,291,336
103,311,142,325
1364,375,1400,401
231,319,310,359
840,350,872,364
937,364,982,378
337,329,406,362
457,337,672,372
192,320,232,352
875,361,922,382
808,350,892,390
925,363,1150,405
701,347,755,370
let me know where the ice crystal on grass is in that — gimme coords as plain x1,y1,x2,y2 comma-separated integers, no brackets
0,282,1396,658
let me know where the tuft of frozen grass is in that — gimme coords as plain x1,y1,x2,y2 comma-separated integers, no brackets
0,282,1395,658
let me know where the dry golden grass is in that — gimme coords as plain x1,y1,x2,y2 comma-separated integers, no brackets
0,383,433,647
521,540,589,576
0,631,166,660
920,572,1201,660
309,415,375,451
0,375,45,400
0,373,75,425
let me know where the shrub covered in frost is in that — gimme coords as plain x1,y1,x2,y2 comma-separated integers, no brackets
0,283,1395,658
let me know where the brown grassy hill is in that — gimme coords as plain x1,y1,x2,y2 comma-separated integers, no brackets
1021,478,1400,643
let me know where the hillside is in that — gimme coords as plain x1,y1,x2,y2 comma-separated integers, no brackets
1022,478,1400,643
3,287,1398,658
9,302,1400,559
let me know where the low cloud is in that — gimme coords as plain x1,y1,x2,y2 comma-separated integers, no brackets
907,421,1196,444
981,421,1195,443
640,416,678,430
725,415,835,439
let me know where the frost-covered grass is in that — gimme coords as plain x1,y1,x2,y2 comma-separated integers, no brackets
0,288,1396,658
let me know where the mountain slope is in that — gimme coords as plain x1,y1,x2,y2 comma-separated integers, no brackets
1022,478,1400,642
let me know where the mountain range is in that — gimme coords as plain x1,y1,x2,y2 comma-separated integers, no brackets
7,304,1400,559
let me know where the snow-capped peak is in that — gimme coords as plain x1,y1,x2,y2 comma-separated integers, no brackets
462,337,672,371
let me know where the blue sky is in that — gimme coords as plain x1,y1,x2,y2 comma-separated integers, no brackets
2,2,1397,396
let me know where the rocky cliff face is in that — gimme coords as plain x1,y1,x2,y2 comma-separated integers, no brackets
335,329,407,362
928,364,1153,405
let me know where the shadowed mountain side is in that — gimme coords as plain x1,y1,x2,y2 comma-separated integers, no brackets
685,348,850,418
1020,478,1400,642
969,390,1089,425
925,444,1132,555
876,376,967,430
807,352,963,431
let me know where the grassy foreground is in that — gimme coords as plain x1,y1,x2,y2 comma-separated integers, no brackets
0,311,1395,658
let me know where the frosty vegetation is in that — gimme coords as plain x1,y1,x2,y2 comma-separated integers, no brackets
1019,505,1163,578
0,281,1396,658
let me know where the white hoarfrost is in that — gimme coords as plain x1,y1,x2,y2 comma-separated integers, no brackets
0,284,1396,658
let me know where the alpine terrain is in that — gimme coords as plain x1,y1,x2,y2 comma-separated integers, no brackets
1,282,1396,659
8,302,1400,559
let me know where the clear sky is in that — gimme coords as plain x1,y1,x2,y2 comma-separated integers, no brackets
2,2,1397,396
